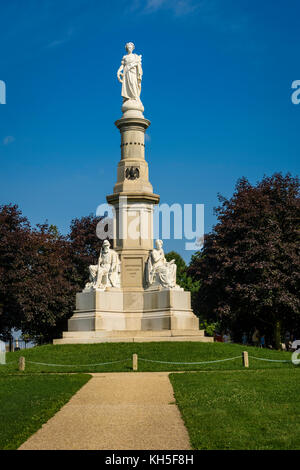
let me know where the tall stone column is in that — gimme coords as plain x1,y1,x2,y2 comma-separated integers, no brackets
106,116,160,291
53,42,212,344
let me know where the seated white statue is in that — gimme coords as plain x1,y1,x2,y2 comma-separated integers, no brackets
145,239,178,289
84,240,120,291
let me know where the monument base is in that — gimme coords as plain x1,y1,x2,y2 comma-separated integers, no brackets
53,330,212,344
53,288,213,344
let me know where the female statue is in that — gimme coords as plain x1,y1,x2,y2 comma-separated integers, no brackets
146,240,178,289
117,42,143,103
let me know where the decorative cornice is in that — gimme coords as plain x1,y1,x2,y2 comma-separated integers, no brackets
106,192,160,205
115,117,151,131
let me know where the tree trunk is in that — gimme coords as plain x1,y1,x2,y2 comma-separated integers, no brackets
274,320,282,350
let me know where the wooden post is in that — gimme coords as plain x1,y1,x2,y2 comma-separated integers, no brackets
242,351,249,368
19,356,25,372
133,353,138,371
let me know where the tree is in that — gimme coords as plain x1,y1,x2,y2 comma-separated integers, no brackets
165,251,187,285
165,251,200,310
0,205,78,343
0,208,109,343
188,173,300,348
68,214,107,290
22,213,107,342
19,223,76,343
0,205,32,340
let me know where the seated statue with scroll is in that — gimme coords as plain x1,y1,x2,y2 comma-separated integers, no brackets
84,240,120,291
145,239,178,289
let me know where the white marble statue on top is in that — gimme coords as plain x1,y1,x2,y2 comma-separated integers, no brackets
146,240,179,289
84,240,120,291
117,42,144,117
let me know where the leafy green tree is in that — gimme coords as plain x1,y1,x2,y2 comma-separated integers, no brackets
165,251,187,285
165,251,201,310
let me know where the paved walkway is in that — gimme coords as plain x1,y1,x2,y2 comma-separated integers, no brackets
19,372,191,450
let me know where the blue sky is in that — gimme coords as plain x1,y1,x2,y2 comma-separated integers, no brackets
0,0,299,262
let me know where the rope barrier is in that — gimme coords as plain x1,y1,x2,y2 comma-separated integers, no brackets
138,356,241,365
25,358,131,367
1,354,294,367
248,356,292,363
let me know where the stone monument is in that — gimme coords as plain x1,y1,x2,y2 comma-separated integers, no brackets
54,43,212,344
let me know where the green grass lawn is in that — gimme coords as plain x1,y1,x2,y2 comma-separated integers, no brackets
0,343,298,450
170,369,300,450
0,374,90,449
0,341,295,374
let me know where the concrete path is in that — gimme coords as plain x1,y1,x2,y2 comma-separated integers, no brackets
19,372,191,450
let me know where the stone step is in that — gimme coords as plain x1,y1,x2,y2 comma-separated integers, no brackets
62,329,205,339
53,335,213,345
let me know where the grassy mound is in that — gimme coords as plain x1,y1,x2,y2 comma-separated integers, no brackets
1,341,295,374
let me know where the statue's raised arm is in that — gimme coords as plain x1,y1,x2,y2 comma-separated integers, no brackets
117,42,144,118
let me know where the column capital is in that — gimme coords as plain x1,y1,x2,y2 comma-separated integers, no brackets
115,117,151,132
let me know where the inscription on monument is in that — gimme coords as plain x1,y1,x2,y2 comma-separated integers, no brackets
122,257,143,287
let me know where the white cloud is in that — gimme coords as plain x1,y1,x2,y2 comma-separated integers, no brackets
46,27,75,49
129,0,250,37
3,136,15,145
146,0,166,11
131,0,200,16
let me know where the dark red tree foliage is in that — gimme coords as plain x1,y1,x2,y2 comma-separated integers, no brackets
0,205,31,339
0,206,104,342
189,173,300,347
68,214,106,290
